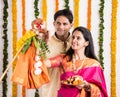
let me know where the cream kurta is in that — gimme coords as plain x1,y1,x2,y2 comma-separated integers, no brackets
39,34,71,97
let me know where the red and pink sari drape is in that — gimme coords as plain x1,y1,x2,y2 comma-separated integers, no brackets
58,66,108,97
49,55,108,97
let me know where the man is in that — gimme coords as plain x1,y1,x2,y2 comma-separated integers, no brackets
39,9,73,97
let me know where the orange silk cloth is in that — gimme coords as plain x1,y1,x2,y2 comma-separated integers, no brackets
11,42,50,89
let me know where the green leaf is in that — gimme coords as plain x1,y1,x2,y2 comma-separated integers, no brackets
21,38,33,54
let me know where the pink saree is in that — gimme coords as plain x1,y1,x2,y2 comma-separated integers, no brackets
49,55,108,97
57,66,108,97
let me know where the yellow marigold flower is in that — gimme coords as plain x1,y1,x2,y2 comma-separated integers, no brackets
16,30,36,51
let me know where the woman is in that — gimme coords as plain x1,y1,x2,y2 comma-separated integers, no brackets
46,26,108,97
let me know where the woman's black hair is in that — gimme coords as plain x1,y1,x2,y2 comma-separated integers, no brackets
64,26,99,62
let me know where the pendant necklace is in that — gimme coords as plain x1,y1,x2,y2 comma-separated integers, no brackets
72,55,86,73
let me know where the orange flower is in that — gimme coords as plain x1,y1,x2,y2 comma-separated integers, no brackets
12,0,17,96
87,0,91,30
55,0,59,12
42,0,47,22
111,0,118,97
74,0,80,27
22,0,26,35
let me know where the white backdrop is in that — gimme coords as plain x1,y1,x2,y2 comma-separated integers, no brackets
0,0,120,97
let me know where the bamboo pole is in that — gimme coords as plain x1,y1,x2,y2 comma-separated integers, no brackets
0,45,23,82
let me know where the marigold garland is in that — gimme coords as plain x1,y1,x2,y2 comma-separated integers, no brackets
42,0,47,22
22,0,26,35
22,0,26,96
74,0,80,27
16,30,36,51
98,0,104,69
87,0,91,30
2,0,8,96
55,0,59,12
12,0,18,96
111,0,118,97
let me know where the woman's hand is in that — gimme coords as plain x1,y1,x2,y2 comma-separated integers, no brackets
77,81,101,97
83,81,91,92
76,81,91,92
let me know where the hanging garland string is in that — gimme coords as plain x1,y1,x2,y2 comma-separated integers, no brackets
64,0,69,9
42,0,47,23
34,0,39,19
74,0,80,27
111,0,118,97
12,0,18,96
22,0,26,96
2,0,8,97
34,0,40,96
98,0,104,69
87,0,91,30
22,0,26,35
55,0,59,12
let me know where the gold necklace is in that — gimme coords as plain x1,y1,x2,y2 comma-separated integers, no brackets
72,55,86,73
